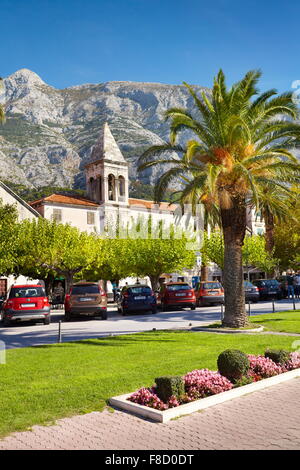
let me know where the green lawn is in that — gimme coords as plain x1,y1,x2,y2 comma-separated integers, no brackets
0,330,299,438
250,311,300,334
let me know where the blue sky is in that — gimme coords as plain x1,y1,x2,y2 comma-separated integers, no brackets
1,0,300,93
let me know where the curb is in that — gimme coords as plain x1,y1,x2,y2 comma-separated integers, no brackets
192,326,265,334
110,368,300,423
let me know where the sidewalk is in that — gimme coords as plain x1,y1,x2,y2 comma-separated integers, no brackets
1,378,299,450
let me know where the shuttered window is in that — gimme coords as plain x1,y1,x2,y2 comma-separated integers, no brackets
87,212,95,225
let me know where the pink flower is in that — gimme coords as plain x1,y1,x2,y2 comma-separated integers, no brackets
247,355,282,378
285,352,300,371
184,369,233,398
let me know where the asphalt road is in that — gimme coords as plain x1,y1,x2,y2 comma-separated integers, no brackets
0,299,299,350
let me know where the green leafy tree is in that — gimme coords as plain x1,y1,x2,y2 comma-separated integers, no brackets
273,197,300,271
202,231,277,276
16,218,101,293
0,199,19,275
124,218,197,290
139,69,300,327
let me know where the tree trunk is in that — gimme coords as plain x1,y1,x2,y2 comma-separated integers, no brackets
64,273,74,295
264,210,275,254
221,198,248,328
200,263,209,282
149,274,161,292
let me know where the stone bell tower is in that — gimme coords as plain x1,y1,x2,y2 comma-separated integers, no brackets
85,123,129,232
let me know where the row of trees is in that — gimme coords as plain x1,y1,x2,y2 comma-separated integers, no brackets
0,207,196,293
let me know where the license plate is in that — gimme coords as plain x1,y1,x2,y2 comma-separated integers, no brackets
135,296,146,300
207,291,218,295
79,298,93,302
21,303,35,308
175,293,186,297
269,291,276,294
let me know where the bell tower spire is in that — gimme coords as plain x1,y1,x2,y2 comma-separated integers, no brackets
85,122,129,205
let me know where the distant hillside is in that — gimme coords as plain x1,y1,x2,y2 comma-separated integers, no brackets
3,181,176,203
0,69,208,190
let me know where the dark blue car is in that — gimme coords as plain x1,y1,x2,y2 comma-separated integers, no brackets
117,284,157,315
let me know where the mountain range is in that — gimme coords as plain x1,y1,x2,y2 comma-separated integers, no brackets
0,69,208,189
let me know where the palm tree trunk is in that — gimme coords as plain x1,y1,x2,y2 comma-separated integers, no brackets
221,199,248,328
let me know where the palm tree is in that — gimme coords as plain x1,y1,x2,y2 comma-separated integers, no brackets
138,69,300,328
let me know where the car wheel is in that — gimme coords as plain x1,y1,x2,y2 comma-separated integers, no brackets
190,305,196,310
161,303,168,312
152,307,157,314
43,317,50,325
101,310,107,320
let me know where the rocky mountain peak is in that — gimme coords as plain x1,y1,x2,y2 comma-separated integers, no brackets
0,69,207,189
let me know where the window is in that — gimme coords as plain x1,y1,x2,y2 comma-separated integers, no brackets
108,174,116,201
119,176,126,201
87,212,95,225
71,284,100,295
9,287,46,298
128,286,152,295
202,282,222,289
167,284,191,291
52,209,62,222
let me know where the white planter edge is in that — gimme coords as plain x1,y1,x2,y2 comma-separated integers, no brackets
109,368,300,423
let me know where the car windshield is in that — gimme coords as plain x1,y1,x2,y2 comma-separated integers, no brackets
266,280,279,286
202,283,222,289
244,281,254,287
128,287,152,295
9,287,46,298
167,284,191,291
71,285,100,295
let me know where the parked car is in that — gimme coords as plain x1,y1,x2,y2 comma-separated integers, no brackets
1,285,51,326
244,280,259,303
117,284,157,315
251,279,282,300
64,282,107,321
195,281,224,307
157,282,196,311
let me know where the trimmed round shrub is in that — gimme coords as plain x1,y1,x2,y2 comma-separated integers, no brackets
217,349,250,382
264,349,290,365
155,375,185,403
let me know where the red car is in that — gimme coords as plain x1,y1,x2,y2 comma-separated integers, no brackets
1,285,51,326
157,282,196,311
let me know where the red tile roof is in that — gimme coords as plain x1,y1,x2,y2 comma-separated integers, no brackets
128,198,177,212
30,194,100,208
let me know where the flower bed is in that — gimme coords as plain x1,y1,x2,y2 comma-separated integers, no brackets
127,351,300,411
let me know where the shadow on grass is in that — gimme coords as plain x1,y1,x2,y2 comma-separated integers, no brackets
30,331,183,349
